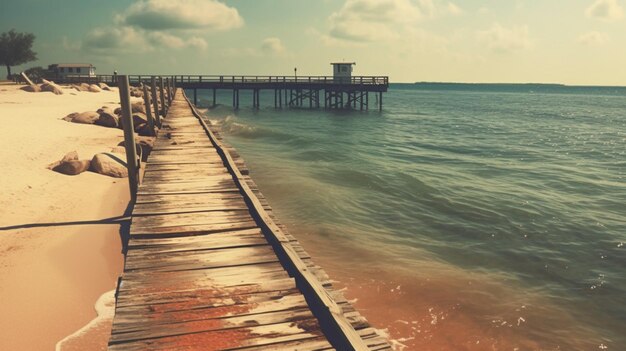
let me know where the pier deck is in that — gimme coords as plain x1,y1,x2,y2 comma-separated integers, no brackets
108,90,391,350
54,75,389,110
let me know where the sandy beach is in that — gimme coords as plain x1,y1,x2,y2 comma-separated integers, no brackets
0,82,129,350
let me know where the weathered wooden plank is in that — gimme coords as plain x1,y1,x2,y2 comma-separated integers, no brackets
131,210,252,229
142,163,223,172
136,192,243,204
129,220,259,238
114,289,302,317
124,245,280,273
127,228,265,252
116,274,296,307
234,337,334,351
133,202,248,216
112,295,311,333
108,320,325,351
110,311,320,345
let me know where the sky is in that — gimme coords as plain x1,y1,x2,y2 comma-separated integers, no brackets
1,0,626,85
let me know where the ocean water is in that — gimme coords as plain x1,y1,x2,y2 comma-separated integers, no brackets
188,84,625,350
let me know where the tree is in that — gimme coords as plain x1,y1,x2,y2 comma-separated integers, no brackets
0,29,37,79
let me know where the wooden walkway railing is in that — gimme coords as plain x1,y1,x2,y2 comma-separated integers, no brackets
50,74,389,87
108,88,391,350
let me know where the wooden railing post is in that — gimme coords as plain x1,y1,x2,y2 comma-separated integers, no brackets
117,75,139,200
166,77,172,105
142,84,156,136
151,76,161,127
159,76,166,116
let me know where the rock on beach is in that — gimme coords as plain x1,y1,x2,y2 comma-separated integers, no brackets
90,153,128,178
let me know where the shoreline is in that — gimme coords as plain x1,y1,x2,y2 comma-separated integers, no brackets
0,82,128,350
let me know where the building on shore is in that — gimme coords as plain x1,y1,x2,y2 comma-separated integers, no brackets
46,63,96,80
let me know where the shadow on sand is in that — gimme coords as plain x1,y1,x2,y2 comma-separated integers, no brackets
0,201,135,254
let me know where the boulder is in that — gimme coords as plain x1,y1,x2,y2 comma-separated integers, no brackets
63,112,79,122
96,110,119,128
118,136,154,161
40,79,63,95
79,83,90,91
110,146,126,154
70,84,82,92
88,84,102,93
135,123,155,136
53,160,91,175
71,111,100,124
132,112,148,126
131,102,146,114
21,84,41,93
48,151,90,175
134,122,146,133
112,104,146,115
97,106,115,114
90,153,128,178
98,82,111,91
130,88,143,98
61,151,79,162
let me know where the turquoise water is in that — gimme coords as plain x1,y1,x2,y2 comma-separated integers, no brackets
189,85,625,350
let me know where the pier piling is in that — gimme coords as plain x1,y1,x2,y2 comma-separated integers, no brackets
117,75,139,200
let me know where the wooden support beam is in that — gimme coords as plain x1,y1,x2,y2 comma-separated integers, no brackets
142,84,156,136
159,77,166,116
166,78,172,105
150,77,161,127
117,75,139,200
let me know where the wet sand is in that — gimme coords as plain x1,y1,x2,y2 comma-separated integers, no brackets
0,82,128,350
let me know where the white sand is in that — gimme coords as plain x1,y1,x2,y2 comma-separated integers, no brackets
0,82,132,350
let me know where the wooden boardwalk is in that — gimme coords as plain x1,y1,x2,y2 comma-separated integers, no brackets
108,90,391,350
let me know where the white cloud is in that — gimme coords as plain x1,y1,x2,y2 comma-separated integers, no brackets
149,31,186,49
119,0,244,31
147,32,208,50
326,0,462,43
261,37,285,54
83,27,150,53
81,27,209,54
328,0,423,42
80,0,230,55
578,31,610,45
585,0,624,21
478,23,532,53
187,37,208,50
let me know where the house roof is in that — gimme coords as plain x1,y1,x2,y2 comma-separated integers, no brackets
330,62,356,65
52,63,94,68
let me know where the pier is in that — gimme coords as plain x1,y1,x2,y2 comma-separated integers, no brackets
56,74,389,110
108,83,391,350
